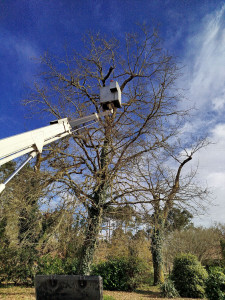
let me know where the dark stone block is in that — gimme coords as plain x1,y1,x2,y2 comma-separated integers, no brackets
35,275,103,300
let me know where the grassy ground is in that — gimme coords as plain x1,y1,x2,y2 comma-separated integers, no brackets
0,285,203,300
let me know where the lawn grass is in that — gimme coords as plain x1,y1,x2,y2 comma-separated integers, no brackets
103,296,116,300
0,285,204,299
0,286,35,299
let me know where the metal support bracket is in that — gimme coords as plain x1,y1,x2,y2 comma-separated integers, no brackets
0,152,37,193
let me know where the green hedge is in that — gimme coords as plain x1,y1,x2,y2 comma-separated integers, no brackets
0,248,78,286
1,248,146,291
92,257,146,291
37,255,78,275
0,247,37,286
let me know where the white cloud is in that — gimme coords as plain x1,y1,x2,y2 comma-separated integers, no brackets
212,94,225,111
211,123,225,140
186,124,225,227
1,30,38,59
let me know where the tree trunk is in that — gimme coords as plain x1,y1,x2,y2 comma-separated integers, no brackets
78,131,110,275
151,226,165,285
77,205,103,275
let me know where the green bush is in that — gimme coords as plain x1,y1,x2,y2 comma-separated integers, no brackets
63,257,78,274
37,255,65,275
171,253,208,298
37,255,78,275
92,257,146,291
205,267,225,300
0,247,78,286
0,246,37,286
203,258,223,271
160,278,179,298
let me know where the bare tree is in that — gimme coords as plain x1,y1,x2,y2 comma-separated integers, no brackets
24,27,187,274
128,140,209,285
163,226,222,272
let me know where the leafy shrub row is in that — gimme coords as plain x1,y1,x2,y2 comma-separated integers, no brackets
0,247,37,285
0,248,146,292
37,255,78,275
2,247,224,298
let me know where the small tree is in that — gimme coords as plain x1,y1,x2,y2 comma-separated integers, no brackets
133,139,208,285
0,162,47,284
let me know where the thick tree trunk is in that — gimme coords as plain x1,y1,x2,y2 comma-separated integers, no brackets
151,226,165,285
77,206,103,275
78,132,110,275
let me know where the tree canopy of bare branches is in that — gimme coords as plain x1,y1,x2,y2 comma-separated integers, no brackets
23,27,203,275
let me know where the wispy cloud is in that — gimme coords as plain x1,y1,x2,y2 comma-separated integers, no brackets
0,29,39,83
179,5,225,226
183,5,225,115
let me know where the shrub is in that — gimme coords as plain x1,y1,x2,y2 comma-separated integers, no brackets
37,255,66,275
160,278,179,298
0,246,78,286
171,253,208,298
92,257,146,291
63,257,78,274
205,267,225,300
0,246,37,286
203,258,223,271
37,255,78,275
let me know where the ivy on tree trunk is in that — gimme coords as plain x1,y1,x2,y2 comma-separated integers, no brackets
151,225,165,285
77,205,103,275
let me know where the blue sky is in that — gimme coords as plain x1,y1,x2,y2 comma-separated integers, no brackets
0,0,225,226
0,0,223,137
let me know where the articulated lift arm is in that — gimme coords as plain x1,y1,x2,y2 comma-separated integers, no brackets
0,80,122,194
0,110,112,193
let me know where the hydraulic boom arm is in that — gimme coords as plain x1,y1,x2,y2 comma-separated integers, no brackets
0,80,121,194
0,110,112,193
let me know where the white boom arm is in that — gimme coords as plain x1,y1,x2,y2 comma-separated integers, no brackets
0,110,112,193
0,118,71,167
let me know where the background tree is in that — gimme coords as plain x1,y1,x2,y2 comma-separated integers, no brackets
0,162,47,284
214,223,225,265
24,27,185,275
0,160,87,283
163,226,222,273
101,205,141,239
132,140,208,285
165,207,193,232
0,162,44,248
